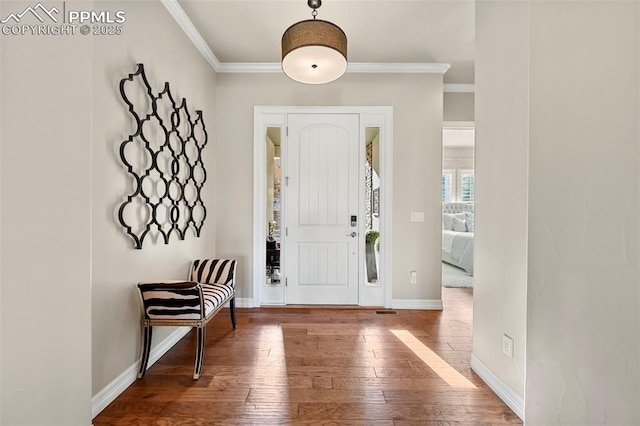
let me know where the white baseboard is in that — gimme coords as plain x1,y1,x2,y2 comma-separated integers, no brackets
233,297,253,308
91,326,191,419
470,353,525,420
390,299,443,310
92,299,251,418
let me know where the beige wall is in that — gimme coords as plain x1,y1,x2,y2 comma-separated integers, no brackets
2,1,217,419
443,146,474,171
444,92,474,122
476,0,640,422
216,73,444,303
1,1,93,423
0,3,3,420
474,0,529,403
526,1,639,423
90,1,217,398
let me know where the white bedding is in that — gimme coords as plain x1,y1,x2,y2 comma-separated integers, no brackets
442,231,455,253
442,230,474,275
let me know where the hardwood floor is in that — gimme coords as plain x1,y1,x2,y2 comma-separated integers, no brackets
94,288,522,425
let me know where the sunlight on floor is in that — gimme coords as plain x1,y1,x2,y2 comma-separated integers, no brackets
251,326,290,400
391,329,476,389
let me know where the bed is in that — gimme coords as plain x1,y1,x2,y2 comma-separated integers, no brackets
442,202,474,275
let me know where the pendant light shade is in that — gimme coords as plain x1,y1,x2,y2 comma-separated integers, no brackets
282,1,347,84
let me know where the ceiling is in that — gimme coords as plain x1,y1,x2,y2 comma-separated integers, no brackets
177,0,475,84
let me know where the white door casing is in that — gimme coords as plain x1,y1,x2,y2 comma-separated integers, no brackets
285,114,360,304
253,106,392,308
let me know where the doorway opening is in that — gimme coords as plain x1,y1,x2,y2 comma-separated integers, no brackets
441,122,475,290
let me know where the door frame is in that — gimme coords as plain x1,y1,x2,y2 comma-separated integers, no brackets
253,106,394,307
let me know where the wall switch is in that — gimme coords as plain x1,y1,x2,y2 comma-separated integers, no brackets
502,334,514,358
410,212,425,222
410,271,417,284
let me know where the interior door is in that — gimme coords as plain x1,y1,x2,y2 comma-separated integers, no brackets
285,113,360,304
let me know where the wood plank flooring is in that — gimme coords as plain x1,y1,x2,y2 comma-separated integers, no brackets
94,288,522,425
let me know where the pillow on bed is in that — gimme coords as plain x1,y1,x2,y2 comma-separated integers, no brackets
453,217,468,232
442,215,452,230
465,212,475,232
443,213,466,231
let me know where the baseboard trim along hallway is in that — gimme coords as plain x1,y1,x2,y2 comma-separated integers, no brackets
92,298,255,417
391,298,443,310
470,353,525,420
91,327,191,418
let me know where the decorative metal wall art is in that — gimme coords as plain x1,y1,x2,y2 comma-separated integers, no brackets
117,64,207,249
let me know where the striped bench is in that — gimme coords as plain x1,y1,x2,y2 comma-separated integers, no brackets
136,259,237,379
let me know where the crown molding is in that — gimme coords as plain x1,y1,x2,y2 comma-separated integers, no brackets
347,62,450,74
217,63,282,73
443,121,476,128
443,84,476,93
160,0,222,71
162,0,456,77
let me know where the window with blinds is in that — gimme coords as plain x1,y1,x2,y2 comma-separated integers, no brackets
459,170,475,202
442,169,475,203
442,170,454,203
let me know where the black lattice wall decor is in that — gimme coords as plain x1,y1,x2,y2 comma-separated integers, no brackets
117,63,208,249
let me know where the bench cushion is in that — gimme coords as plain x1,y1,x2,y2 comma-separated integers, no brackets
202,283,234,317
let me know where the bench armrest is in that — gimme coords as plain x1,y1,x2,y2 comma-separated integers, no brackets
137,281,204,320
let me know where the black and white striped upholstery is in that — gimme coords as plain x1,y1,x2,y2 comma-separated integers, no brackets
139,281,205,320
190,259,236,317
136,259,237,379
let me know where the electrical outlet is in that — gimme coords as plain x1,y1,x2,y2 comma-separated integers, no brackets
410,271,417,284
502,334,514,358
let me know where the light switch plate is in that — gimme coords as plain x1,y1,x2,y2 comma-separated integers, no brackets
410,212,425,222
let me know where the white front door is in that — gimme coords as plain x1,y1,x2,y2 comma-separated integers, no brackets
285,114,360,304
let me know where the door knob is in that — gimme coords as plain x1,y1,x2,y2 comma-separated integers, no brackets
346,232,357,237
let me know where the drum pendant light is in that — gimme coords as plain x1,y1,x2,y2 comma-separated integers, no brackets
282,0,347,84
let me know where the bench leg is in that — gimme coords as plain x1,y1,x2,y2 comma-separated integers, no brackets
230,297,237,329
194,326,205,379
137,325,153,379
